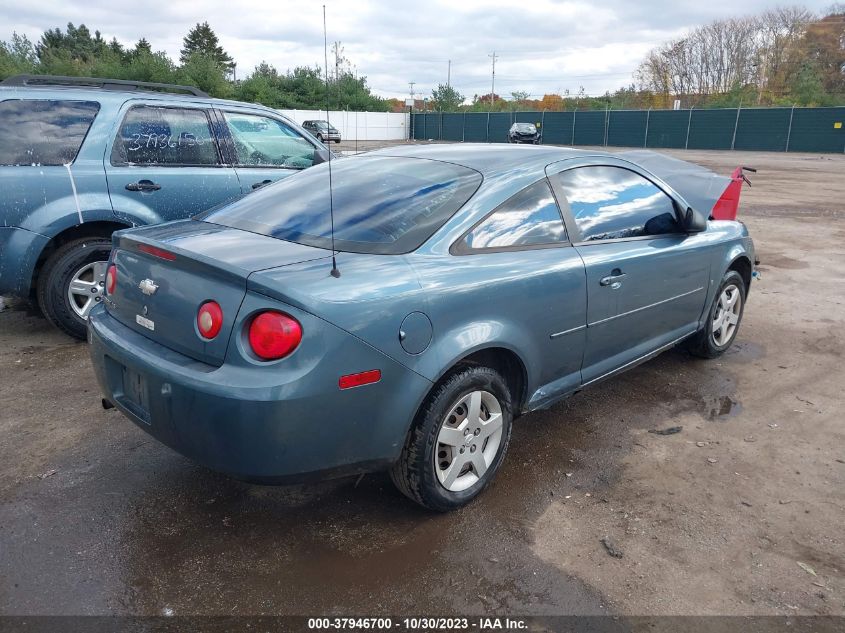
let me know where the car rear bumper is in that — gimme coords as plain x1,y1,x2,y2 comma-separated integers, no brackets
88,305,433,482
0,226,49,296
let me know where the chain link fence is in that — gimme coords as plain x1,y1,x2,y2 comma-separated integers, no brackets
412,107,845,153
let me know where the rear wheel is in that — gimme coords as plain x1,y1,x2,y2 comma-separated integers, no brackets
334,139,341,144
391,366,512,511
688,270,746,358
37,237,111,339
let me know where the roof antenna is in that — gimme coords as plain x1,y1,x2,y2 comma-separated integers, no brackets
323,5,340,278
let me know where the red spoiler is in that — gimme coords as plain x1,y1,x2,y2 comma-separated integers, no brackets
711,167,755,221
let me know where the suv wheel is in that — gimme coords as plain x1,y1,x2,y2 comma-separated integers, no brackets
37,237,112,339
316,133,323,142
390,366,513,511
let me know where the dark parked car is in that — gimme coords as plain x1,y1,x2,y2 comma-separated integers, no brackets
302,120,341,143
89,144,754,511
508,122,541,144
0,74,330,338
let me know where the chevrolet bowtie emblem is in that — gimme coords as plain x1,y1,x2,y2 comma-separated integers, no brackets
139,279,159,296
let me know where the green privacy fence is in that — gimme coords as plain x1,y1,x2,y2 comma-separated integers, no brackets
411,107,845,153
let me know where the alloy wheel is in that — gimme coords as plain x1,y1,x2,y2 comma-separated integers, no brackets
712,283,742,347
434,390,503,492
67,260,107,319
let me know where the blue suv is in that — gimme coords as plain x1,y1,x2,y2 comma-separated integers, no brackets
0,74,331,338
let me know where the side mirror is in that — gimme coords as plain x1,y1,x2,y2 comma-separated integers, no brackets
681,206,707,233
313,147,331,165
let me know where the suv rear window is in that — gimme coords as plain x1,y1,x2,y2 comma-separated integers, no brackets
200,156,482,255
0,100,100,166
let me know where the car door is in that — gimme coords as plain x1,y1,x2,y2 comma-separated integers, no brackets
549,161,712,385
447,178,587,406
215,108,320,194
105,101,241,225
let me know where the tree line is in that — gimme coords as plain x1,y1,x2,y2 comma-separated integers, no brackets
0,22,390,111
427,4,844,112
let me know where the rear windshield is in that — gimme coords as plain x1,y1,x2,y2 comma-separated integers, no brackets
0,99,100,166
200,155,482,254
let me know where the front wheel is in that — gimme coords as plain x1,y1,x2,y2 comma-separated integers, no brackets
37,237,112,339
391,366,513,511
334,139,341,144
688,270,746,358
316,133,323,142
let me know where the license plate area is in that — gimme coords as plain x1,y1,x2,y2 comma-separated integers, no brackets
112,359,151,424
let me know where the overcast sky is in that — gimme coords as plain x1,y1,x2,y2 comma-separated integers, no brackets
1,0,834,100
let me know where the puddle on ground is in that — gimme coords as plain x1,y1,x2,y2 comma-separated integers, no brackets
705,395,742,420
757,254,808,270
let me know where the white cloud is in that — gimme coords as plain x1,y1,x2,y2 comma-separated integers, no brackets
0,0,834,100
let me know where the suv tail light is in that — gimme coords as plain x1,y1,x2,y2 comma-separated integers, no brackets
106,264,117,295
248,312,302,360
197,301,223,339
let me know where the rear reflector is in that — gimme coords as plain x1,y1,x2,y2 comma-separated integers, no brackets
197,301,223,339
138,244,177,261
248,312,302,360
339,369,382,390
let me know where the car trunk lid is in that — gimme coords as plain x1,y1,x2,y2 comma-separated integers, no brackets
107,220,330,366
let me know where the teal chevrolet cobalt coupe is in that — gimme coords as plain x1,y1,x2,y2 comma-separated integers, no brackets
89,144,755,511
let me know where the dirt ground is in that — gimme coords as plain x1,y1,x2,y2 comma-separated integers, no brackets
1,146,844,617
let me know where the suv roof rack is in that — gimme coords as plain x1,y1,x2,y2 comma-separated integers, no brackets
1,74,209,98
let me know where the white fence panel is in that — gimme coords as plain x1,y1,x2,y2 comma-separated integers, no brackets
277,109,409,141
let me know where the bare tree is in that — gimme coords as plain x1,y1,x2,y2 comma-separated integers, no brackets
636,7,814,103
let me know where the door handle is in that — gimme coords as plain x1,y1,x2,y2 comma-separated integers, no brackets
125,180,161,192
252,179,273,189
600,269,626,287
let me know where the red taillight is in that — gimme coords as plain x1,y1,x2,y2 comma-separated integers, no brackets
138,243,177,261
339,369,381,390
248,312,302,360
106,264,117,295
197,301,223,339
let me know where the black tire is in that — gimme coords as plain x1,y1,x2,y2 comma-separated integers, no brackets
316,133,323,142
334,139,341,144
390,366,513,511
37,237,112,340
688,270,746,359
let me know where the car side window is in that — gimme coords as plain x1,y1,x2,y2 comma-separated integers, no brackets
0,99,100,166
223,112,315,169
111,106,219,167
556,166,680,242
459,179,567,252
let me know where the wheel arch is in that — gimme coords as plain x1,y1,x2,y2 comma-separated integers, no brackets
727,254,753,294
29,220,131,299
433,345,529,416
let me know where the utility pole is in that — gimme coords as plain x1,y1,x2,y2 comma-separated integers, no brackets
447,60,451,87
409,81,416,102
488,51,498,106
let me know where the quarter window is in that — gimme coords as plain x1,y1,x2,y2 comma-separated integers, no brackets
556,166,680,242
0,99,99,166
223,112,315,169
111,106,219,167
460,179,566,251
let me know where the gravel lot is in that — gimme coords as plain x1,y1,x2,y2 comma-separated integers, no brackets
1,145,844,617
